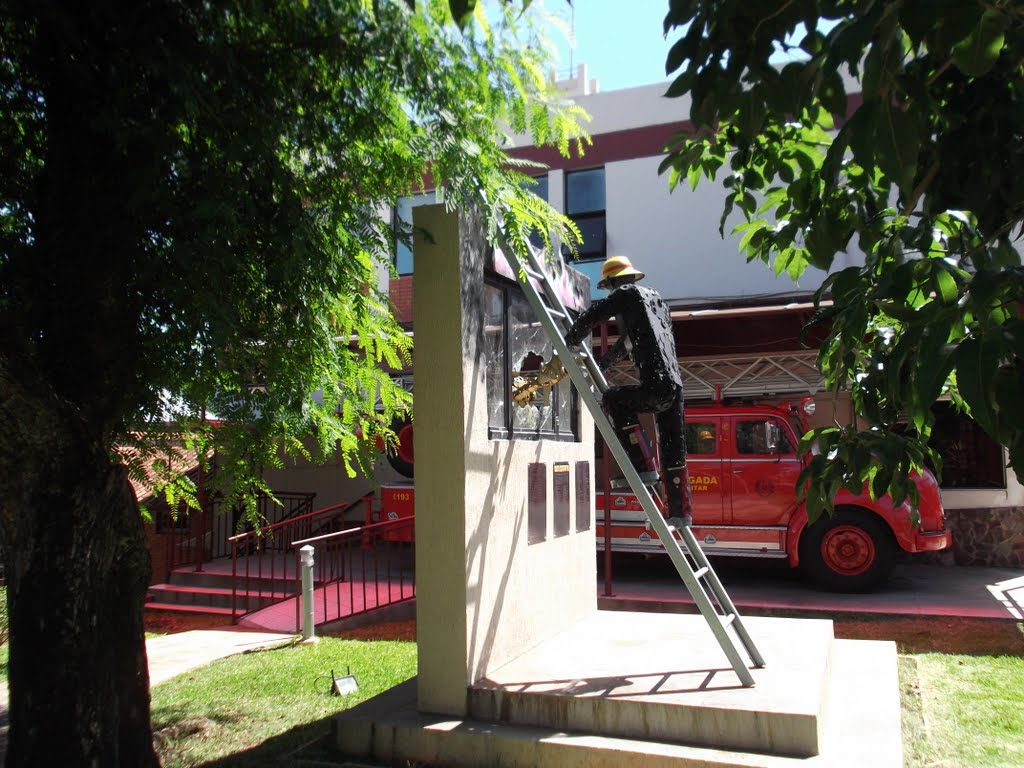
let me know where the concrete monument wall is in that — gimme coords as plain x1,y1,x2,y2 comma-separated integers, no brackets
412,205,596,716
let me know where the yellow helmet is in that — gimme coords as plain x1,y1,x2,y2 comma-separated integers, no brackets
597,255,645,289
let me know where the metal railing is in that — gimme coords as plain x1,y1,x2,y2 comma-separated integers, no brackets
228,493,376,620
166,491,317,573
290,515,416,632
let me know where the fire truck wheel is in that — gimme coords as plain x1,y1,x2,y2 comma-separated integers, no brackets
800,508,895,592
385,416,414,479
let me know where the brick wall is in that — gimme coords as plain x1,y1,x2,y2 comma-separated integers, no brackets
390,275,414,325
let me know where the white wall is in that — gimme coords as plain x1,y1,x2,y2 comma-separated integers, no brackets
604,155,849,305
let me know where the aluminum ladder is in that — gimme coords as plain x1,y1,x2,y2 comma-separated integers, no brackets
496,235,765,687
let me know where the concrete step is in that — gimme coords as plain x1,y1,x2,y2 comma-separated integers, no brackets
147,583,296,611
333,621,902,767
468,612,833,758
167,568,295,593
144,601,236,617
335,679,825,768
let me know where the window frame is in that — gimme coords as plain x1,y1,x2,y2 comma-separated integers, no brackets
564,167,606,263
392,190,436,276
484,275,579,442
928,402,1006,489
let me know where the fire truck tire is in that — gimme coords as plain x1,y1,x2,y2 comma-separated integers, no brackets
800,507,896,592
385,416,414,479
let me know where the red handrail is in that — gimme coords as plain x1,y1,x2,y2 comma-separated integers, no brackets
289,515,415,632
229,493,376,621
167,491,317,575
228,493,373,544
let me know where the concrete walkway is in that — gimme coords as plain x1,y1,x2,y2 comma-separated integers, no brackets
145,626,297,685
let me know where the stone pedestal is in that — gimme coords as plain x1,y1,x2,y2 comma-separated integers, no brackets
410,205,596,715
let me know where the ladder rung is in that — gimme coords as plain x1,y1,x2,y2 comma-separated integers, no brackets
693,566,709,579
547,307,566,319
721,613,736,627
523,266,544,280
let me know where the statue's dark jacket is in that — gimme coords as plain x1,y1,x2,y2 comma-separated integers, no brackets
566,283,682,391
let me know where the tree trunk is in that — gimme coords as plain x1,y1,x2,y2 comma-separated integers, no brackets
1,393,158,767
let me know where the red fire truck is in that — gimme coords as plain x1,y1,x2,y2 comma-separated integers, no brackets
375,399,952,591
596,400,952,590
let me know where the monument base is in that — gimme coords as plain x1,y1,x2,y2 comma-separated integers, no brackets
333,612,903,767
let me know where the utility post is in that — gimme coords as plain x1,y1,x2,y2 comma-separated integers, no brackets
299,544,317,643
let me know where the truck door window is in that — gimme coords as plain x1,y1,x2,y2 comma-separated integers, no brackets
736,420,794,456
686,422,717,455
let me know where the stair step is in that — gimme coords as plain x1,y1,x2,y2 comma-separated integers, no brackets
147,583,295,611
144,601,235,616
150,583,295,599
167,569,295,592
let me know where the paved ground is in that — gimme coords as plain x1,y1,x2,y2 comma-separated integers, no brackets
598,557,1024,621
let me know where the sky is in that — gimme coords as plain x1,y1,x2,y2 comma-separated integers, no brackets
547,1,680,92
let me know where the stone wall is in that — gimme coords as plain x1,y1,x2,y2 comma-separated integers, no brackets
915,506,1024,567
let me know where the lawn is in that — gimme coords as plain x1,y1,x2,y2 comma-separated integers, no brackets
902,652,1024,768
147,618,1024,768
151,635,416,768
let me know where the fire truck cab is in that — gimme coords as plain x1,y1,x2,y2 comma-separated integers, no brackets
597,400,952,591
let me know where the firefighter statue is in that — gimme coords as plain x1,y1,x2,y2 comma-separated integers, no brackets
565,255,694,528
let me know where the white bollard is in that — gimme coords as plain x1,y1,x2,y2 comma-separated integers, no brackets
299,544,318,643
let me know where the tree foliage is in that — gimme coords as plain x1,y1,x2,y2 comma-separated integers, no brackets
660,0,1024,520
1,0,583,508
0,0,584,762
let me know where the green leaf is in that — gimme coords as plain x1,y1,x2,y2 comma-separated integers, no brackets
665,36,689,76
955,336,1000,434
665,71,694,99
447,0,477,27
933,263,959,305
876,102,919,197
952,9,1008,77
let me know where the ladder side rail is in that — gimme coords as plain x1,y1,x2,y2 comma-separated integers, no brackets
520,239,614,394
676,525,767,669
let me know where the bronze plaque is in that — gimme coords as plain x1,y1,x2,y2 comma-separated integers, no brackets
528,462,547,544
553,462,570,538
575,461,591,533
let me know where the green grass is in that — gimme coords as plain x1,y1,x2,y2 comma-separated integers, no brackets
150,637,416,768
901,653,1024,768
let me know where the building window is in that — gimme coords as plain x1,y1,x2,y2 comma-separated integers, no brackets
929,402,1006,489
393,190,436,275
735,419,795,456
565,167,606,261
525,175,549,251
484,278,579,441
